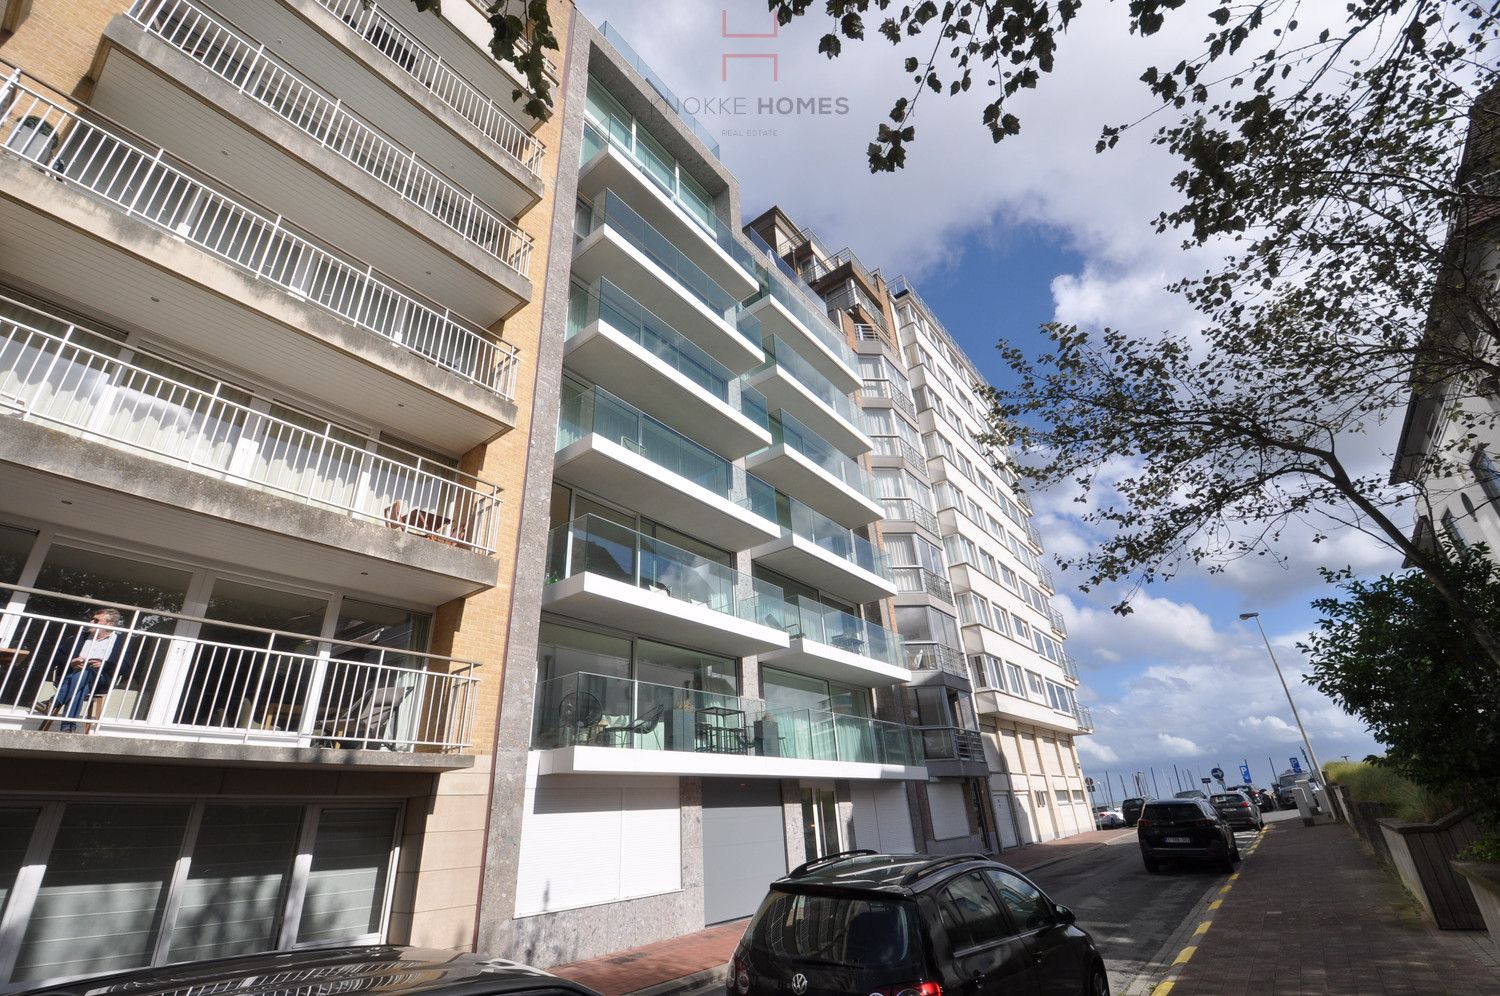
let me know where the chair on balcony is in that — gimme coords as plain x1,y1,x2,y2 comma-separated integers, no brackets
595,703,666,749
318,685,409,749
557,689,603,746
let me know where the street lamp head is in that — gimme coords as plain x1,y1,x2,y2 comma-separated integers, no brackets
1239,612,1259,620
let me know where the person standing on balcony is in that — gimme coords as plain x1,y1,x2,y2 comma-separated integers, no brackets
41,607,126,733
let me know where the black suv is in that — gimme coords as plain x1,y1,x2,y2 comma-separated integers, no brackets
730,851,1108,996
1137,798,1240,873
1120,797,1146,827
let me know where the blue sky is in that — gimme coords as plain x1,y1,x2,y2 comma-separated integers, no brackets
572,1,1394,790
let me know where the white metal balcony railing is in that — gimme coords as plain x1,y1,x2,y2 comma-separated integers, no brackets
905,641,968,678
881,497,940,535
1062,652,1080,683
1075,705,1094,732
917,725,984,762
311,0,546,176
863,377,917,420
0,295,503,553
128,0,533,277
892,566,954,603
872,434,927,470
0,69,522,401
1048,607,1068,637
0,583,480,751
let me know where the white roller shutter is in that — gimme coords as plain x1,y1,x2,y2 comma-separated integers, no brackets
927,782,969,840
851,783,916,853
992,792,1020,850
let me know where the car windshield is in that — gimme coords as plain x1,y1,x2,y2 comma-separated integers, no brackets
1143,802,1204,821
746,890,922,970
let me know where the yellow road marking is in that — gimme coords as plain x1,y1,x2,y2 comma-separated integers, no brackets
1152,982,1175,995
1193,920,1212,936
1229,872,1240,880
1172,946,1197,966
1219,884,1234,894
1209,899,1223,910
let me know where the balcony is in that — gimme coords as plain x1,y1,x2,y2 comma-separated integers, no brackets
906,642,968,680
746,410,883,528
555,382,779,550
598,23,720,157
579,119,756,298
746,335,872,458
304,0,546,190
871,435,929,471
573,189,761,373
565,277,769,458
749,494,896,604
863,377,918,421
758,597,911,688
1076,706,1094,732
916,725,989,777
94,0,532,322
0,72,520,451
0,296,501,601
0,584,478,763
742,276,861,394
543,515,790,658
881,497,940,535
532,670,926,780
1048,607,1068,637
892,567,955,603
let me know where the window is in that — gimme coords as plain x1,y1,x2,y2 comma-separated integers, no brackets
1005,662,1026,697
983,869,1052,933
1026,670,1045,699
989,605,1012,637
1442,510,1470,550
937,872,1009,951
1474,450,1500,503
297,807,399,944
1012,615,1032,642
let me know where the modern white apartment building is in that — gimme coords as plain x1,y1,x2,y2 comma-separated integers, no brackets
746,210,1096,852
474,18,928,969
0,0,564,983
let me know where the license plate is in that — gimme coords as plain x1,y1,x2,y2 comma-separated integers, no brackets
1165,836,1190,843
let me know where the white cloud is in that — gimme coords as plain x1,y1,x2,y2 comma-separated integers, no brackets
1156,733,1202,757
1077,739,1120,764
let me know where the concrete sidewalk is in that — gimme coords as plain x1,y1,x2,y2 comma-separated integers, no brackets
1161,817,1499,995
548,830,1135,995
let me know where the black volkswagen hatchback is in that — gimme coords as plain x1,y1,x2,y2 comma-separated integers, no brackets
729,851,1108,996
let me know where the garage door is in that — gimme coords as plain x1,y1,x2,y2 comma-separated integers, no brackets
850,782,916,853
702,779,787,924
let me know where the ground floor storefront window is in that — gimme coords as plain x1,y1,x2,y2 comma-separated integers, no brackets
0,799,400,986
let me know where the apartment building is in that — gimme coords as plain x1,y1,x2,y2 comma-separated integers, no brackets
1393,84,1500,555
472,18,931,968
748,209,1096,852
0,0,565,983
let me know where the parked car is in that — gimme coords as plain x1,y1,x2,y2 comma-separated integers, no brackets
1244,786,1276,811
1210,792,1265,831
730,850,1110,996
1173,789,1209,801
1093,805,1126,829
1137,798,1240,873
9,946,602,996
1120,796,1146,827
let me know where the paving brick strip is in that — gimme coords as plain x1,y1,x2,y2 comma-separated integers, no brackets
1159,818,1499,995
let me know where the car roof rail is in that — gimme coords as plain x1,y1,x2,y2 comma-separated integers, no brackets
899,852,991,886
787,849,879,878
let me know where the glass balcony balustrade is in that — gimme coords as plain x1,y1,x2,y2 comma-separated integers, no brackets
0,71,521,399
127,0,533,275
917,726,985,762
781,596,904,669
531,670,922,766
545,515,787,628
749,272,860,373
557,381,776,523
597,24,721,157
0,294,503,552
741,381,771,432
578,190,750,343
774,493,890,580
581,118,757,278
567,277,731,404
765,410,879,500
757,335,866,430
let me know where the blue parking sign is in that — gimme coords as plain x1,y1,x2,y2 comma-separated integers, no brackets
1240,764,1252,784
1290,757,1302,774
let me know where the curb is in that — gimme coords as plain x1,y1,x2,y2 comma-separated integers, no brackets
1003,830,1137,876
625,963,729,996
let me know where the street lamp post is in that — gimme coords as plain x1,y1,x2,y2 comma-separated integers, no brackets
1239,612,1327,786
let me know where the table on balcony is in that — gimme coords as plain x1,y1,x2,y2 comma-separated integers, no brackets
695,705,747,754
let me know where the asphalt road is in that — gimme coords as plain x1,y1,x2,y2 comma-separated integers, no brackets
1028,810,1300,995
